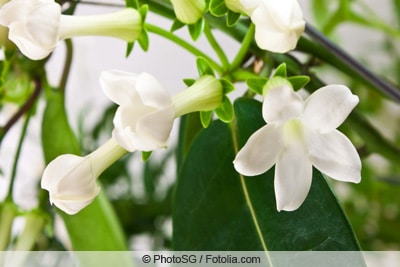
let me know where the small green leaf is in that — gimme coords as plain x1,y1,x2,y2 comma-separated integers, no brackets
183,78,196,87
139,4,148,22
171,19,185,32
188,18,205,41
138,29,149,51
125,42,134,57
196,57,214,76
200,110,213,128
215,96,234,123
226,10,241,27
288,75,310,91
273,63,287,77
183,79,196,87
220,78,235,94
246,78,268,95
125,0,138,8
209,0,228,16
142,151,152,162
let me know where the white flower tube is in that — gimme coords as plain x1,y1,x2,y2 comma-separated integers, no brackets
41,139,127,215
0,0,142,60
233,78,361,211
170,0,206,24
240,0,305,53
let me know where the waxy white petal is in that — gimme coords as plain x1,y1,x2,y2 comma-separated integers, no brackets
41,154,100,215
307,130,361,183
275,142,312,211
301,85,359,133
100,70,141,106
135,72,173,108
233,124,283,176
249,0,305,53
263,84,304,124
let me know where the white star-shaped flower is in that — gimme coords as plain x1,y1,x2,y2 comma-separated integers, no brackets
233,79,362,211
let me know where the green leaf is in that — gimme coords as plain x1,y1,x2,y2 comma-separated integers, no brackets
288,75,310,90
220,78,235,94
246,78,268,95
200,110,213,128
125,42,134,58
142,151,152,161
196,57,214,76
209,0,228,17
173,97,363,253
226,10,241,27
183,78,196,87
41,91,128,252
138,29,149,51
42,91,80,162
215,96,234,123
188,18,205,41
171,19,185,32
273,63,287,77
125,0,138,9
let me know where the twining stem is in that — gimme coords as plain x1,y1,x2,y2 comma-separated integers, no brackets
59,39,73,97
230,23,255,71
203,22,230,70
0,77,41,144
6,111,31,200
145,23,223,74
304,23,400,102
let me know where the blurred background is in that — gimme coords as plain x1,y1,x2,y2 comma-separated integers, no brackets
0,0,399,251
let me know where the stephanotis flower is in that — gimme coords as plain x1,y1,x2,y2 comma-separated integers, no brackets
170,0,206,24
225,0,305,53
101,70,223,151
0,0,142,60
42,71,223,214
233,78,362,211
41,139,127,215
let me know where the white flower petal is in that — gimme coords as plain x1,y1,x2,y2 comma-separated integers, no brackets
135,72,172,108
41,154,100,215
100,70,141,106
233,124,283,176
301,85,359,133
275,142,312,211
250,0,305,53
26,3,60,46
240,0,260,14
307,130,361,183
137,107,175,150
263,84,304,124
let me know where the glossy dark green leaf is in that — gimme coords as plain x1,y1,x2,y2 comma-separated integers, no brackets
41,91,128,252
173,97,363,254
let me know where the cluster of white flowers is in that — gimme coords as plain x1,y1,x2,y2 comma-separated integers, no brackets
0,0,361,214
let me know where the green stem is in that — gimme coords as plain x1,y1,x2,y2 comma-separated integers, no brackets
145,23,223,74
230,23,255,71
203,22,230,70
0,201,17,250
6,112,31,200
59,39,73,97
